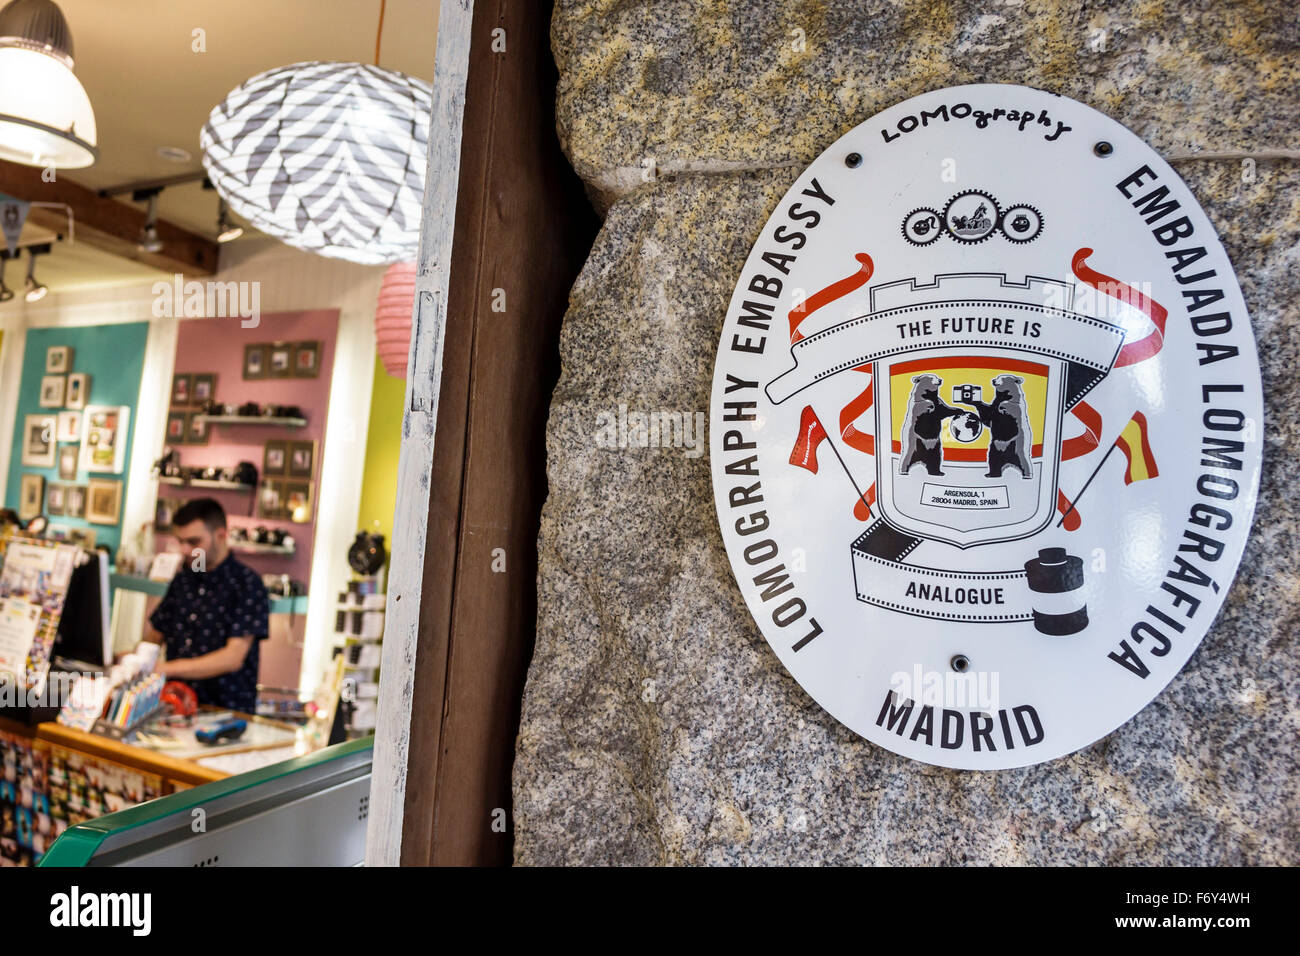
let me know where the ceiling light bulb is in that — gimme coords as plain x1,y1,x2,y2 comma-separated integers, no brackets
23,247,45,300
216,199,243,243
137,193,164,253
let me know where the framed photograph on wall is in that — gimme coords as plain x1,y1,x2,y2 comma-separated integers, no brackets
18,474,44,520
263,439,288,476
192,373,217,403
65,373,89,409
171,374,192,406
65,485,86,519
80,405,131,473
56,410,82,442
39,375,65,408
166,410,187,445
284,480,313,523
287,439,316,478
45,346,72,373
57,444,79,481
186,412,209,445
86,478,123,525
257,479,284,519
46,484,66,516
244,344,267,380
154,497,181,530
268,343,293,378
21,414,56,467
292,341,321,378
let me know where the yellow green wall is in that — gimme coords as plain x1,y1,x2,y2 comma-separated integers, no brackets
356,354,405,557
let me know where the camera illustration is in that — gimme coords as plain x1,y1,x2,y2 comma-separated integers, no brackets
953,383,982,404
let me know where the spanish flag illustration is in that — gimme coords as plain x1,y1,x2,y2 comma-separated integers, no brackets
1115,411,1158,484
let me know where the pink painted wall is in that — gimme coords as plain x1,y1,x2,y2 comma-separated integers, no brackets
164,310,340,584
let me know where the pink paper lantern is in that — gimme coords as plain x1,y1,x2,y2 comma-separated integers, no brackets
374,261,417,377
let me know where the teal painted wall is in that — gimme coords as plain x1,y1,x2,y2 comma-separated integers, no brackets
4,323,150,555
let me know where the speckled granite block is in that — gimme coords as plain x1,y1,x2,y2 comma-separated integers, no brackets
514,2,1300,865
552,0,1300,209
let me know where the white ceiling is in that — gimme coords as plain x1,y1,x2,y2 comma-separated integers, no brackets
10,0,439,291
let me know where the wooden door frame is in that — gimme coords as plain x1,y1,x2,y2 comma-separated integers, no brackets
367,0,598,866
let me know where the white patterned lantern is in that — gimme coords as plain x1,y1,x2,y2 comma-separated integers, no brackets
201,62,431,265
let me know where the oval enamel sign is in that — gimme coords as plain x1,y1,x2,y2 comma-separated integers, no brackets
709,84,1263,769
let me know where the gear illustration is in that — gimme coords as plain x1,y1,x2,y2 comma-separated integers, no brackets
999,203,1044,243
942,189,1000,244
901,207,943,246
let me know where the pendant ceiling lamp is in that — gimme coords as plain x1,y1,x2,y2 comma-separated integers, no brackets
374,261,417,378
0,0,97,168
200,62,431,266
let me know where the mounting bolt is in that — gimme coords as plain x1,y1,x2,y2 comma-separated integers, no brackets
1093,141,1113,158
950,654,971,673
845,152,863,168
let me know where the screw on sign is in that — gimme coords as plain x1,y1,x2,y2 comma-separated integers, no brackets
710,84,1262,769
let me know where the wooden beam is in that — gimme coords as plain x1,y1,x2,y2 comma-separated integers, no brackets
0,160,218,275
368,0,599,866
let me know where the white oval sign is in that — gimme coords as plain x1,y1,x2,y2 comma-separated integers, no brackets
709,84,1262,769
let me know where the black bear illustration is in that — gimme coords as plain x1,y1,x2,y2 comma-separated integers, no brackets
899,373,964,476
969,374,1033,478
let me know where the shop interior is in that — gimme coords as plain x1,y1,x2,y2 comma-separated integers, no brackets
0,0,434,866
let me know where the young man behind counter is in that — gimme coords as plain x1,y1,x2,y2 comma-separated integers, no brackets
143,498,269,713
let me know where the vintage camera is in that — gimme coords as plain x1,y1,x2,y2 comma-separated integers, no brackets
953,383,983,404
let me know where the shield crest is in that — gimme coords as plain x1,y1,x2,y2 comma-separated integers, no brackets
873,351,1064,548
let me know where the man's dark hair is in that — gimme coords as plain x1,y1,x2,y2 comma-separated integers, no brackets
172,497,227,531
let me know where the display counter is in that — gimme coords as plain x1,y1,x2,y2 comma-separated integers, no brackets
0,709,313,865
109,572,309,616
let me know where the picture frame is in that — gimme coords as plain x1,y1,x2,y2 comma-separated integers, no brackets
65,373,89,409
57,444,79,481
268,343,293,379
192,372,217,403
166,410,188,445
186,411,209,446
65,485,86,520
56,410,82,443
257,479,284,519
80,405,131,474
287,439,317,478
46,484,66,516
284,480,314,523
68,528,96,549
39,375,65,408
154,497,180,530
263,439,288,476
243,344,267,380
18,474,44,521
293,341,321,378
20,414,56,467
171,373,192,406
85,478,123,526
45,346,72,373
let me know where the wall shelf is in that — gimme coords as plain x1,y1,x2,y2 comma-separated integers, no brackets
157,476,255,492
109,572,308,615
232,542,296,556
195,415,308,428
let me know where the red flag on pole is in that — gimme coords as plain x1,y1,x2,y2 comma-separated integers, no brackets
789,405,829,473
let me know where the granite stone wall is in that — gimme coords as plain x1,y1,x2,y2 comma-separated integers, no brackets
513,0,1299,865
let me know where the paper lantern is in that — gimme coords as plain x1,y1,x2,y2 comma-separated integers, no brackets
374,261,417,377
201,62,431,265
